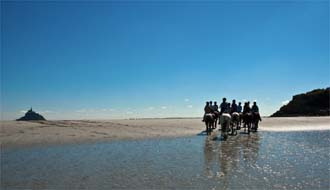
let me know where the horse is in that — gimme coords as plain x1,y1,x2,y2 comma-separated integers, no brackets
219,113,231,140
230,112,240,135
238,112,243,129
243,112,253,134
251,112,262,132
212,111,220,129
204,113,215,133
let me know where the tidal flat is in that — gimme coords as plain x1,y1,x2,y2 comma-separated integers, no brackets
2,129,330,189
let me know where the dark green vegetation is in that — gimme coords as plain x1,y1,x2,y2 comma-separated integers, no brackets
271,88,330,117
16,108,46,121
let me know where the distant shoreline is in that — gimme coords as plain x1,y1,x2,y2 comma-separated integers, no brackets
128,115,330,120
4,115,330,122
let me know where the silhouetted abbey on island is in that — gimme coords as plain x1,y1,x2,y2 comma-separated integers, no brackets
271,88,330,117
17,108,46,121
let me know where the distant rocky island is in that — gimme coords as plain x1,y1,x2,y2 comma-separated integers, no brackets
271,88,330,117
17,108,46,121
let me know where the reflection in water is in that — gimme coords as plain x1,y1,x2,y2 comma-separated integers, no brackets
204,133,218,178
204,132,261,189
3,131,329,189
241,133,260,165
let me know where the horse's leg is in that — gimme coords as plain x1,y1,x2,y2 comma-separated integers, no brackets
232,121,235,135
224,121,229,140
206,121,211,133
242,117,245,129
205,122,208,132
232,121,236,135
221,122,225,138
229,122,232,135
239,117,241,127
251,120,254,131
207,122,209,133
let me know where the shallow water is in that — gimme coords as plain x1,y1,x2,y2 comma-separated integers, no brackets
2,131,330,189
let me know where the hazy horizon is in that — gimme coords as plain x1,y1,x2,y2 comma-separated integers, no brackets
2,1,329,120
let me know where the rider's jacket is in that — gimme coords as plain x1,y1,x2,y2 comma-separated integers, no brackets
212,105,219,112
204,105,212,113
251,105,259,113
220,102,227,113
231,103,238,113
237,105,242,112
243,106,251,114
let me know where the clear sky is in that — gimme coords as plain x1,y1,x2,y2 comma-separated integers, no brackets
1,1,329,120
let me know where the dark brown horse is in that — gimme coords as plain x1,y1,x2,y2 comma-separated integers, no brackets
238,112,243,129
212,111,220,129
204,113,215,133
251,112,262,132
243,112,253,134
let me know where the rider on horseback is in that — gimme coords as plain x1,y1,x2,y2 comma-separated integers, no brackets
242,102,252,132
220,98,228,114
231,99,238,114
237,102,242,113
251,101,262,131
212,101,219,112
202,102,213,121
251,101,259,112
243,102,251,114
252,101,262,122
227,103,231,113
219,102,232,139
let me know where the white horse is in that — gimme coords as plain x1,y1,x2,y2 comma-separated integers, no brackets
230,112,240,134
219,113,231,140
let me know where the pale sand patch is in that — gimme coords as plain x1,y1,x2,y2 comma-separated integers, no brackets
1,117,329,148
258,116,330,131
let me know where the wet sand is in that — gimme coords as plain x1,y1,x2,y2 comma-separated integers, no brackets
2,130,330,189
1,117,330,189
1,117,329,148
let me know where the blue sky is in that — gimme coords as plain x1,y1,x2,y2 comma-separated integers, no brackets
1,1,329,120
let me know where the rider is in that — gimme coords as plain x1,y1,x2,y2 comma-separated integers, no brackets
227,103,231,113
220,98,228,114
212,101,219,112
251,101,259,113
243,102,251,114
202,102,212,121
219,102,232,131
251,101,262,122
205,102,212,113
237,102,242,113
231,99,238,113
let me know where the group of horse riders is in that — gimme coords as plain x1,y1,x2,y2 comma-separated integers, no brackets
202,98,262,138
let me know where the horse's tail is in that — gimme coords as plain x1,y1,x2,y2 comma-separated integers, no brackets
252,112,261,121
